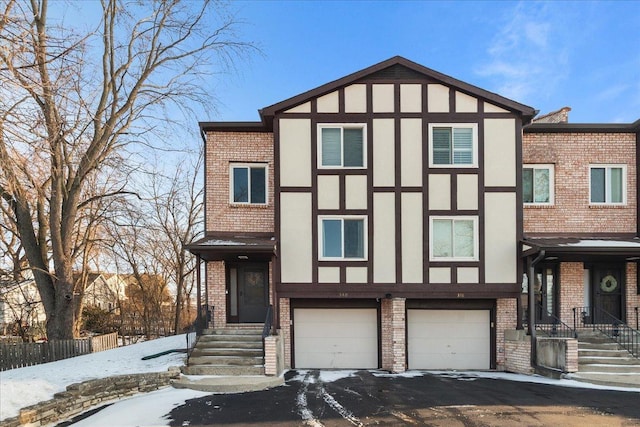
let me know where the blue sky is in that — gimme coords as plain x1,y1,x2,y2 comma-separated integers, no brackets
210,0,640,124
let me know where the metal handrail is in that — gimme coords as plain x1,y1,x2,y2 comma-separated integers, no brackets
262,305,274,340
636,306,639,330
532,304,577,338
573,306,639,359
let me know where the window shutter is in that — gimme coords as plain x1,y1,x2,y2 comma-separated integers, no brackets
452,128,473,164
321,128,342,166
432,128,452,165
343,128,363,167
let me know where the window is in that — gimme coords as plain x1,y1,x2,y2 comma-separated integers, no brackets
319,125,365,168
523,164,554,205
430,217,478,261
429,124,478,167
319,216,366,260
590,165,625,205
230,164,267,204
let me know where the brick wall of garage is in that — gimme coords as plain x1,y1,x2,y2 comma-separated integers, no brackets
381,298,406,372
496,298,517,370
279,297,292,368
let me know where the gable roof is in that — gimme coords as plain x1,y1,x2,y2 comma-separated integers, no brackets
259,56,536,123
200,56,537,136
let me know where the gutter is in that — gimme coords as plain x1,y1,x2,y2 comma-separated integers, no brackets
528,249,546,369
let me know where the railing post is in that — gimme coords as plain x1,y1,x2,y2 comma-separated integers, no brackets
573,307,576,330
636,306,638,330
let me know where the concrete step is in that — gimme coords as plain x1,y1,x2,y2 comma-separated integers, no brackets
190,347,263,357
172,375,284,393
199,334,262,342
579,356,640,365
578,363,640,374
195,340,263,349
203,327,263,335
579,348,630,357
188,355,263,366
181,365,265,376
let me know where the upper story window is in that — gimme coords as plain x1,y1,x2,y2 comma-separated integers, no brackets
523,164,554,205
430,216,478,261
590,165,625,205
319,124,366,168
230,163,267,205
429,124,478,167
319,216,367,260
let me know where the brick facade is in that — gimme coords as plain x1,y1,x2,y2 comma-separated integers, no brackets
558,262,585,325
523,132,636,234
206,261,227,328
381,298,406,373
496,298,517,370
504,335,533,374
205,131,274,234
278,297,292,368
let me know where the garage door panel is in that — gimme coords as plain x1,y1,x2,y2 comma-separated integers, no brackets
408,309,490,370
294,308,378,369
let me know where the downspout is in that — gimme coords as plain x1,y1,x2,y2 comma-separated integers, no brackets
528,249,546,368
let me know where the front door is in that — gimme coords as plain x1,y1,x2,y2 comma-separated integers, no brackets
227,263,269,323
592,265,624,323
534,264,558,323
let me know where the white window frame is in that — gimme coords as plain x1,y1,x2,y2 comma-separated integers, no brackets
428,123,478,168
429,216,479,261
523,164,554,205
589,164,626,205
229,163,268,205
317,124,367,169
318,215,368,261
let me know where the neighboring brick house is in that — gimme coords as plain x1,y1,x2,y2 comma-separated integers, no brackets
522,116,640,331
188,56,538,372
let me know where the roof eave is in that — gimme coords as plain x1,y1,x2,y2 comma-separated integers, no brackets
259,56,536,121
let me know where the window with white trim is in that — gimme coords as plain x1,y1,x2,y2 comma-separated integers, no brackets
319,216,367,260
430,217,478,261
523,164,554,205
318,124,365,168
429,124,478,167
590,165,625,205
230,164,267,205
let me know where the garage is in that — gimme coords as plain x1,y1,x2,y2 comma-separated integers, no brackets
407,309,490,370
293,308,378,369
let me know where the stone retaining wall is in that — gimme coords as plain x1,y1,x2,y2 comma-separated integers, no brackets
0,367,180,427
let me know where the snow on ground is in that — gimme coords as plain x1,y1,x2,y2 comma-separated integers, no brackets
0,334,190,421
3,340,640,426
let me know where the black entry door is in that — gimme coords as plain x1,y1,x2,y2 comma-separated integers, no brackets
237,264,268,323
592,265,624,323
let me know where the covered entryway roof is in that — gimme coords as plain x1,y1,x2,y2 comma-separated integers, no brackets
187,234,276,262
522,237,640,261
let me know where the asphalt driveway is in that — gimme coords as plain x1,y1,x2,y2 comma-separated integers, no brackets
168,370,640,426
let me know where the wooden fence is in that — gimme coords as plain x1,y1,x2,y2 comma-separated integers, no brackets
0,332,119,371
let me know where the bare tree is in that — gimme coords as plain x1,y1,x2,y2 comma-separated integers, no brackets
149,151,204,334
0,0,251,339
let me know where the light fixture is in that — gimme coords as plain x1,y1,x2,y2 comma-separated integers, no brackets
238,255,249,260
626,256,640,261
545,256,558,260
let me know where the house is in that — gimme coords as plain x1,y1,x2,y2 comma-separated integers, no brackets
83,273,128,313
522,114,640,333
188,56,538,372
0,277,46,336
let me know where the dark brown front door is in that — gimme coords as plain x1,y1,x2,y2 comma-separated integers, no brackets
227,263,268,323
592,265,624,323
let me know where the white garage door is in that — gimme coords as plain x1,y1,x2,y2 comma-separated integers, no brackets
294,308,378,369
408,309,490,370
